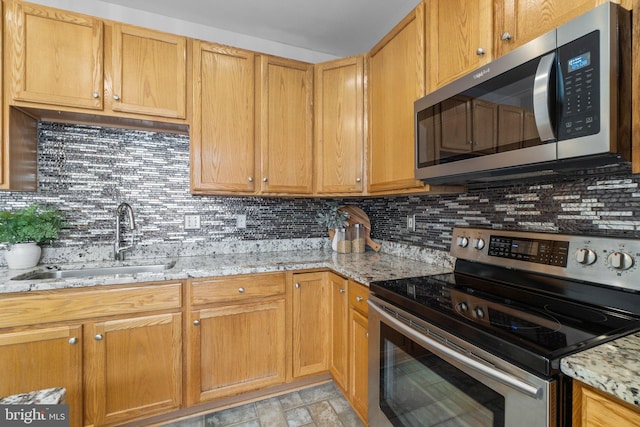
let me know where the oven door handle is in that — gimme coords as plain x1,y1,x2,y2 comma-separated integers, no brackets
370,301,543,399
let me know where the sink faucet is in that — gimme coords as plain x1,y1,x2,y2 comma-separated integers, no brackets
114,202,136,261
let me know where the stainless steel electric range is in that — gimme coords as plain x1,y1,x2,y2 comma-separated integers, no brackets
368,227,640,427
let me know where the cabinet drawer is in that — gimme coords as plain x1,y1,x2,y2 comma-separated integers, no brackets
349,281,369,316
0,282,182,329
190,273,286,305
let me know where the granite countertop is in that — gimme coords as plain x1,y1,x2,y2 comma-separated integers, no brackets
0,387,66,404
0,249,452,293
561,331,640,408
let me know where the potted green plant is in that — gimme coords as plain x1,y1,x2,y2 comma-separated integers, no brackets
0,204,65,269
316,203,349,251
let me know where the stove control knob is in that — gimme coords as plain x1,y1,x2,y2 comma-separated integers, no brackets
473,238,486,250
456,236,469,248
575,248,597,265
457,302,469,313
607,251,634,271
473,307,485,319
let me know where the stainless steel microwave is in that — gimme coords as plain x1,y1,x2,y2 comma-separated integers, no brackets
414,3,631,185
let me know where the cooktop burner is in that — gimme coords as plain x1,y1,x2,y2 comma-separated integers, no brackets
370,228,640,377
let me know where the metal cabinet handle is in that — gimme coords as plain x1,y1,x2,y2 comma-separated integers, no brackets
263,177,268,183
113,94,120,101
193,320,200,326
94,334,103,341
92,92,100,99
501,32,512,41
356,177,361,183
339,288,346,294
295,283,300,289
238,287,245,293
365,332,369,339
248,177,253,182
476,47,485,56
69,337,77,345
356,296,364,302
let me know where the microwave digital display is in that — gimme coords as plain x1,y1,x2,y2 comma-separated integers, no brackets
568,52,591,73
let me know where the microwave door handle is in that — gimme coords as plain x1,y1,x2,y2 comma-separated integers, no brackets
533,52,556,142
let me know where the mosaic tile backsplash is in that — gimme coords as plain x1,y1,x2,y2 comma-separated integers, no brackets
0,122,638,263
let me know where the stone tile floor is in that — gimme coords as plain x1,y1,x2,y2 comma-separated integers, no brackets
161,381,365,427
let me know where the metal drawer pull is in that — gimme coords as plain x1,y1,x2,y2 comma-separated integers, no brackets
238,287,245,293
92,92,100,99
69,337,77,345
356,296,364,302
94,334,103,341
295,283,300,289
193,320,200,326
339,288,346,293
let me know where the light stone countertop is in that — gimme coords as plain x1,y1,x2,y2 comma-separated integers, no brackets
561,331,640,408
0,249,452,294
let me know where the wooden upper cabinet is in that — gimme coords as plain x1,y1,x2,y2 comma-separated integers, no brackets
6,0,104,110
495,0,631,57
257,55,314,195
315,55,365,195
110,24,187,119
426,0,493,91
190,41,256,194
368,4,427,194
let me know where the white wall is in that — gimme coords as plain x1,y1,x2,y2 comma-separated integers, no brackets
25,0,340,63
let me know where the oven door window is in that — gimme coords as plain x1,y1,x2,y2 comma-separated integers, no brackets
379,323,505,427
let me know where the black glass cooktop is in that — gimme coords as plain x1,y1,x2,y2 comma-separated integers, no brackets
370,260,640,377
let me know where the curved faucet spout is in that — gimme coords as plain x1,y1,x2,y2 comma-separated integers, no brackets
115,202,136,260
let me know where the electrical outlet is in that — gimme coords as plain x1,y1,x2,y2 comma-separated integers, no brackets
407,215,415,231
236,214,247,229
184,214,201,230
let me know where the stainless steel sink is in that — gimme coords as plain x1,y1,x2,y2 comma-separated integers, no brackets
10,261,176,281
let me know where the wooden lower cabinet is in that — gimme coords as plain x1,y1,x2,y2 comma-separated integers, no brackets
0,324,83,427
328,273,349,392
83,313,182,427
187,299,287,403
573,380,640,427
348,280,370,425
0,281,182,427
186,273,289,405
292,272,329,378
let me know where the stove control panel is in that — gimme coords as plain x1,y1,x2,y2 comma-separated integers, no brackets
451,227,640,291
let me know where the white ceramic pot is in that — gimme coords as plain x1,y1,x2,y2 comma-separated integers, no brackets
3,242,42,269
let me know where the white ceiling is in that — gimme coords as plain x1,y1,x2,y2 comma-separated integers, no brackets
96,0,422,59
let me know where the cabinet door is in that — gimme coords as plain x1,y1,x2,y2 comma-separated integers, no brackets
574,381,640,427
190,41,256,193
0,325,83,427
368,4,426,194
426,0,493,91
315,55,365,194
85,313,182,426
349,308,368,424
257,55,314,195
495,0,628,56
439,96,471,152
471,99,498,153
292,272,329,378
7,0,103,109
111,24,187,119
328,273,349,392
188,299,287,404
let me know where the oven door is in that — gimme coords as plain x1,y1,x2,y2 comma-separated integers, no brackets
368,295,556,427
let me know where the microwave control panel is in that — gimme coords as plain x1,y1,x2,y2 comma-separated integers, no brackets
557,30,600,140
